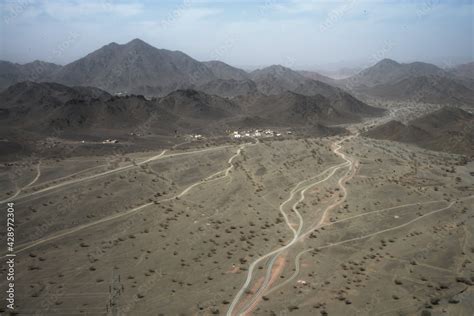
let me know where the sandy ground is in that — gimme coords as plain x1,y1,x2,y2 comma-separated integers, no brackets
0,103,472,316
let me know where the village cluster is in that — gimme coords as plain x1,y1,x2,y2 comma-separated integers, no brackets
184,129,293,142
83,128,295,146
230,129,292,139
187,134,204,141
101,139,119,144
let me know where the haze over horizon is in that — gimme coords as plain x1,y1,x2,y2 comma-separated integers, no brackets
0,0,473,71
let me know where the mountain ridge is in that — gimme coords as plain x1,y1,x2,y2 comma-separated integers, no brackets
361,75,474,105
365,107,474,155
341,58,450,89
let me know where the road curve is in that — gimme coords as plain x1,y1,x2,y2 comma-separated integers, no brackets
264,199,449,296
227,135,355,316
240,136,356,315
0,161,42,204
12,144,237,202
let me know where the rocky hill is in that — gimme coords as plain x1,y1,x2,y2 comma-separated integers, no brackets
365,107,474,155
362,75,474,105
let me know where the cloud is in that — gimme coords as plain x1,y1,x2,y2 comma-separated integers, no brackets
41,0,144,19
134,6,221,32
178,8,220,22
1,0,471,68
275,0,335,14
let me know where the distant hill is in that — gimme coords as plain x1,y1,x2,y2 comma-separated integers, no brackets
248,65,385,118
322,67,363,80
362,75,474,106
448,62,474,80
0,81,111,108
234,90,384,126
365,107,474,155
297,70,337,85
0,81,384,140
196,79,258,98
158,89,240,121
447,62,474,89
50,38,216,96
203,61,249,81
249,64,375,103
0,82,173,135
250,65,326,96
342,58,449,89
0,60,61,91
0,82,245,137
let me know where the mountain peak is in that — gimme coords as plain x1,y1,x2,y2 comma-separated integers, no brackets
375,58,400,67
50,38,216,95
252,64,296,76
203,60,249,81
205,60,225,65
125,38,151,47
266,64,292,71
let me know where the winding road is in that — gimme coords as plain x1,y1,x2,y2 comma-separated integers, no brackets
227,127,472,315
227,135,355,316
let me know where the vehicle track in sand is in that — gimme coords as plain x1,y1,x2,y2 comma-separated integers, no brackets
11,144,237,203
227,135,355,316
7,143,253,256
0,161,42,204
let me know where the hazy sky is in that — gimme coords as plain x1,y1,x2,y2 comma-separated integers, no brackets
0,0,472,70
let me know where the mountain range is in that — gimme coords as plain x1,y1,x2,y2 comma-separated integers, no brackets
1,39,471,108
342,58,449,88
2,38,474,159
0,80,377,159
360,75,474,105
0,39,359,99
0,60,61,91
1,79,384,134
341,59,474,105
0,38,389,148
